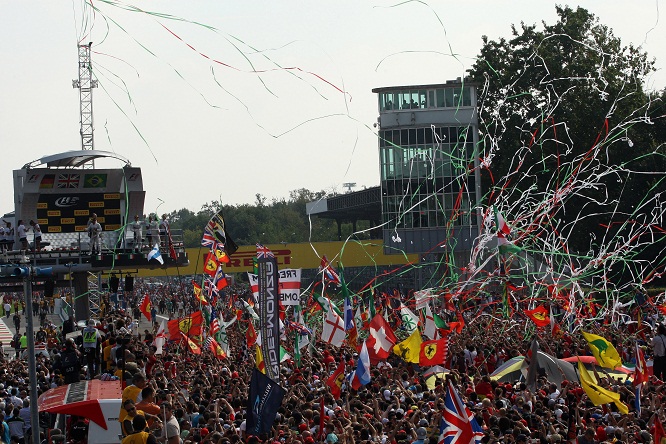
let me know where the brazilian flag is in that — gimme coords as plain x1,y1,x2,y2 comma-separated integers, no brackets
83,173,107,188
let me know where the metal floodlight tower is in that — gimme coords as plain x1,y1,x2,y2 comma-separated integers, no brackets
72,42,98,165
342,182,356,193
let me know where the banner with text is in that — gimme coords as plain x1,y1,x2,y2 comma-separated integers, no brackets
258,255,280,380
278,268,302,306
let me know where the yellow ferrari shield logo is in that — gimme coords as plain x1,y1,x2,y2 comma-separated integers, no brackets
179,317,192,333
424,343,438,360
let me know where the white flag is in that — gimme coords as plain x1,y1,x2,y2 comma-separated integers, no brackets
321,303,346,347
423,303,437,340
152,319,166,354
400,303,419,334
242,300,259,321
218,315,236,355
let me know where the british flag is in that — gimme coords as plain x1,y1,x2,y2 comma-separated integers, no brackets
287,320,312,336
439,380,484,444
204,278,219,301
256,243,274,259
57,173,80,188
202,232,217,248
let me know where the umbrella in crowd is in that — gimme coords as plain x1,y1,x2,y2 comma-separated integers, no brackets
490,351,578,388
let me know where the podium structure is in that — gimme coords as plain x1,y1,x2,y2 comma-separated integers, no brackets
3,150,188,320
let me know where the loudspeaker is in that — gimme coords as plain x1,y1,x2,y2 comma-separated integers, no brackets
109,276,119,293
44,279,55,297
125,276,134,292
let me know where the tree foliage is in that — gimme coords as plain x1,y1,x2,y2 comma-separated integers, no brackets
467,6,666,256
168,188,373,247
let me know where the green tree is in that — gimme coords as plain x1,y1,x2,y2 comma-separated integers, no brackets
467,5,664,258
169,188,371,247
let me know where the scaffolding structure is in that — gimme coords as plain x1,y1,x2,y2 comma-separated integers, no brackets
72,43,98,156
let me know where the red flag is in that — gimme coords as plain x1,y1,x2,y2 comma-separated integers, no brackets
455,310,465,332
366,314,397,362
318,397,325,440
419,337,449,366
139,294,152,322
203,252,219,277
246,322,258,348
654,416,666,444
179,331,201,355
346,325,358,349
204,337,226,359
524,305,550,327
320,255,341,284
326,360,345,400
193,281,208,306
214,245,230,264
168,311,204,342
634,343,649,386
216,276,228,291
439,311,465,335
549,306,562,337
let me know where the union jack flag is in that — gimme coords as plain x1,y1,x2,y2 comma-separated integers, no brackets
202,232,217,248
287,320,312,336
57,173,80,188
204,278,219,301
256,243,274,259
439,380,484,444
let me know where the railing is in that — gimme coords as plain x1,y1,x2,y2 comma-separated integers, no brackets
0,229,187,266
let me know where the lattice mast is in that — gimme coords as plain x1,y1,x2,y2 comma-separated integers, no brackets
72,42,98,157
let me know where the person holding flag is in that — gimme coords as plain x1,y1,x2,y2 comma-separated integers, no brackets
652,324,666,381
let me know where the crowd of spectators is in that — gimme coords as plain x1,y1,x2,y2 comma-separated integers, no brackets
0,282,664,444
